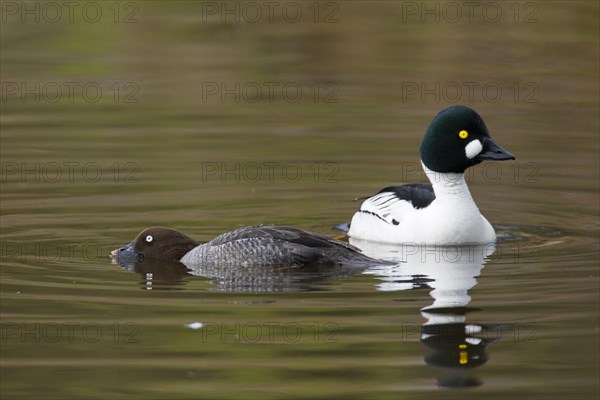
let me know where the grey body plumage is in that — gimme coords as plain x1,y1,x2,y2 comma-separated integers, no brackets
181,225,374,267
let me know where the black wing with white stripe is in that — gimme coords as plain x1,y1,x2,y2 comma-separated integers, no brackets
357,183,435,225
375,184,435,209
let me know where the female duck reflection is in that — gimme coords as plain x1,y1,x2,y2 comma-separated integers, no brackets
354,239,500,388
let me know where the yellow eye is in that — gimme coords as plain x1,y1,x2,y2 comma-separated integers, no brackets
459,130,469,139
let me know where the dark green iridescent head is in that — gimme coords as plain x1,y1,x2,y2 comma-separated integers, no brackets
419,105,515,173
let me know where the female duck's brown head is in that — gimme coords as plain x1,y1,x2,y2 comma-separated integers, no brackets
111,227,199,262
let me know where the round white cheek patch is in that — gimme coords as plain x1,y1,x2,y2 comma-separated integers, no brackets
465,139,483,159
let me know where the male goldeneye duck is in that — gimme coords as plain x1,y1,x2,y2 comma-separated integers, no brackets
111,225,381,267
347,105,515,244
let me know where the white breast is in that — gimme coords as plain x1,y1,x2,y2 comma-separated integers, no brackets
348,166,496,245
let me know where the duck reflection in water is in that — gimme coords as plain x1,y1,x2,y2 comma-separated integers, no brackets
110,227,501,387
110,255,367,292
353,238,501,388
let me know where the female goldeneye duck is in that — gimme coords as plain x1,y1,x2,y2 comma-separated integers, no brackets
347,105,516,245
111,225,380,267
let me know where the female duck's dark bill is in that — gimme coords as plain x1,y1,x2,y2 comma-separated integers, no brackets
476,137,515,161
110,241,143,261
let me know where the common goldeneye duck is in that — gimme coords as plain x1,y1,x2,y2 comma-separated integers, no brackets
111,225,381,267
347,105,515,245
